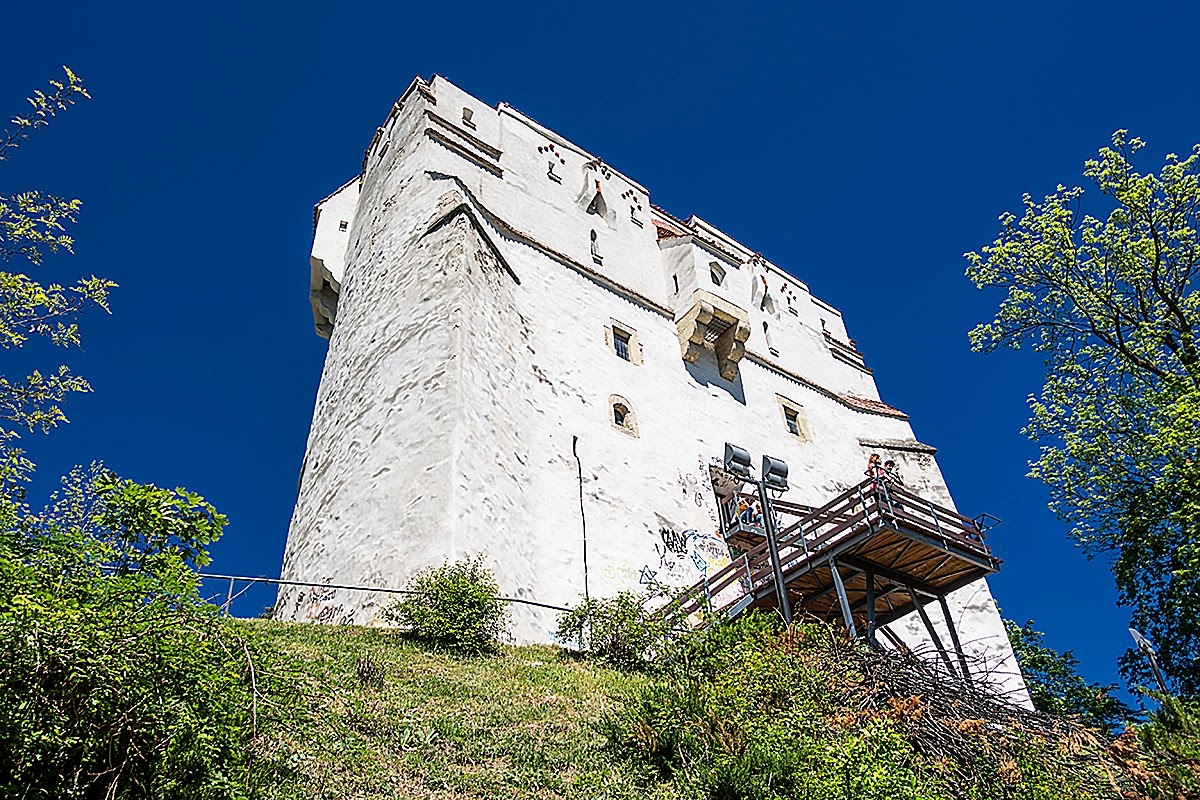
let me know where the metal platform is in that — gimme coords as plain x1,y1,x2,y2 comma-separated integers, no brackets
680,477,1001,680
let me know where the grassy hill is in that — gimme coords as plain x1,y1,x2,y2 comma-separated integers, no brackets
245,620,1199,800
248,621,675,799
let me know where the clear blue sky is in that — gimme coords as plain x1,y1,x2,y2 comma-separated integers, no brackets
5,1,1198,692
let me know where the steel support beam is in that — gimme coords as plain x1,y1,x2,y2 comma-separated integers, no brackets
910,587,957,677
865,570,878,647
873,569,991,629
877,517,998,573
829,559,858,638
937,594,972,683
838,554,944,598
804,567,864,604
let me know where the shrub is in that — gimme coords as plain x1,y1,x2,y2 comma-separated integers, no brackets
0,465,257,799
605,615,1197,800
556,590,671,671
384,555,508,654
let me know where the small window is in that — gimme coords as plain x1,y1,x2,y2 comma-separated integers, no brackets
590,229,602,263
607,322,641,365
614,330,631,361
338,220,348,232
710,262,726,286
462,107,475,128
777,395,809,442
672,274,679,294
609,394,639,437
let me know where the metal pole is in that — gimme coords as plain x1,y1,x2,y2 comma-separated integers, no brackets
928,499,945,540
758,477,793,625
1140,644,1169,695
911,588,956,676
224,576,235,616
937,594,971,682
865,569,878,647
829,559,857,638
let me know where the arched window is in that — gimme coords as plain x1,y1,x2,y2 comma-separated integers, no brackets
710,262,726,286
609,394,639,437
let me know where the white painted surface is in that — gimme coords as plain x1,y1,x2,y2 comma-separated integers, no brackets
281,75,1030,705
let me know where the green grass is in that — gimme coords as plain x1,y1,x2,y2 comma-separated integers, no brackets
242,620,1200,800
245,621,679,800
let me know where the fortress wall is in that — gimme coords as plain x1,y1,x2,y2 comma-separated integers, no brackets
279,75,1028,702
278,106,466,625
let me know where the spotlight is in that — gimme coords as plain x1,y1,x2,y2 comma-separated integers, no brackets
724,443,752,480
762,455,788,492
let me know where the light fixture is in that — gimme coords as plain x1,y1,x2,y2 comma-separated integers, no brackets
762,455,788,492
724,443,752,480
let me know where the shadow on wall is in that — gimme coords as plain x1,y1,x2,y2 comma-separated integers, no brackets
683,348,746,405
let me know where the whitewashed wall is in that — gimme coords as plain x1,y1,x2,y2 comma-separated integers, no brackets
278,75,1030,704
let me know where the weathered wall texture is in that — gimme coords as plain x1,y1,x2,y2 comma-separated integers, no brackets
278,75,1030,705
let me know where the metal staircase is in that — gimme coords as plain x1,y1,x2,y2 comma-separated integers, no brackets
675,478,1000,677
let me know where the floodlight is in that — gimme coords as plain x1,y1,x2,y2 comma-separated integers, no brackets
762,455,788,492
1130,628,1156,654
724,443,752,480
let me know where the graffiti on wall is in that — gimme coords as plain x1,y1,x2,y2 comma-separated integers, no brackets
591,457,746,621
676,459,721,527
291,584,356,626
645,523,733,588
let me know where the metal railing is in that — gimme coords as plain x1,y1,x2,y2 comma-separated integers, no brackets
196,573,573,618
679,479,999,620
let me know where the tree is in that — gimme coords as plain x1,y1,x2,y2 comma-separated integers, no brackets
0,465,260,798
0,68,115,492
0,71,273,797
1005,618,1133,731
967,130,1200,695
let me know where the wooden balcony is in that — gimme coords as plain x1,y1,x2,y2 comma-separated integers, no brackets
684,479,1001,673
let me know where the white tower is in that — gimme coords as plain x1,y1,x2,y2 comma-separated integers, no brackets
278,76,1028,703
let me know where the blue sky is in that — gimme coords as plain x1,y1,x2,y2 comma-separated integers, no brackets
5,0,1198,692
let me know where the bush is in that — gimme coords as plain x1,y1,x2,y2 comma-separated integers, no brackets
0,465,258,799
556,590,671,671
605,614,1197,800
384,555,508,654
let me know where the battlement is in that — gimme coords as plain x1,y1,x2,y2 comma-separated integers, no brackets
311,75,870,400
